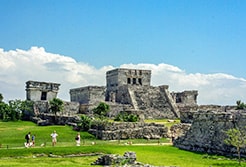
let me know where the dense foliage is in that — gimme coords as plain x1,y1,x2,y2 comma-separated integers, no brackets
49,98,64,115
0,93,34,121
92,102,110,118
236,100,246,110
114,113,139,122
224,127,246,164
76,114,92,131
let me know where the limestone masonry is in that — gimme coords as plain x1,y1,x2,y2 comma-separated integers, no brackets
26,80,60,101
27,68,198,119
69,68,198,119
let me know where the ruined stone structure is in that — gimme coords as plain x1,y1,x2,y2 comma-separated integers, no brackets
70,86,106,104
25,81,80,125
88,122,168,140
70,68,198,119
26,81,60,101
172,109,246,157
172,90,198,106
92,151,175,167
92,152,137,166
106,68,151,102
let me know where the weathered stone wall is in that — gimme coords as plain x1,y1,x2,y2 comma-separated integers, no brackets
32,113,80,126
172,90,198,105
26,81,60,101
170,123,191,139
70,86,106,104
179,105,237,123
173,110,246,157
88,122,168,140
33,100,79,116
78,102,131,117
62,101,80,116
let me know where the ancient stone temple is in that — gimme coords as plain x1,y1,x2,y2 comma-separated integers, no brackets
106,68,151,102
26,81,60,101
70,68,198,119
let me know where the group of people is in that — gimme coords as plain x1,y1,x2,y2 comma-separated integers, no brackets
24,132,35,148
24,131,81,147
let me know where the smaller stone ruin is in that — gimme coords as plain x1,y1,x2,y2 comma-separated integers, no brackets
92,151,137,166
88,122,168,140
26,80,60,101
92,151,176,167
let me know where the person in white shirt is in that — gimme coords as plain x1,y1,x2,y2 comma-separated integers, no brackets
75,133,81,146
50,130,58,146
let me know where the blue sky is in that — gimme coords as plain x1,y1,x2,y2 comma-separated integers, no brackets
0,0,246,105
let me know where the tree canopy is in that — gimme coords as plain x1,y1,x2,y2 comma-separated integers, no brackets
224,127,246,164
93,102,110,118
49,98,64,116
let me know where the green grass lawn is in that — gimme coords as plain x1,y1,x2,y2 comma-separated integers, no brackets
145,119,180,128
0,121,245,167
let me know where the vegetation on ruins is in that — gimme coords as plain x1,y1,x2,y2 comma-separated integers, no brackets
76,114,92,131
224,127,246,165
236,100,246,110
114,112,139,122
92,102,110,118
49,98,64,116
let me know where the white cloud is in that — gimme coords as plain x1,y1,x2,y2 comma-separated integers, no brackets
0,47,245,105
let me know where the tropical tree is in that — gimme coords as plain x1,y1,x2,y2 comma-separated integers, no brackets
93,102,110,119
224,127,246,164
236,100,246,110
0,102,9,120
21,100,34,120
8,100,23,121
0,99,33,121
49,98,64,116
0,93,6,120
0,93,3,102
77,114,92,131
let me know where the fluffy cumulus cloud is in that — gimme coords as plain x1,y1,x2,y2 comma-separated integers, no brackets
0,47,245,105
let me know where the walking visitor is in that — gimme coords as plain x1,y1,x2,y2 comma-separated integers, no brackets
50,130,58,146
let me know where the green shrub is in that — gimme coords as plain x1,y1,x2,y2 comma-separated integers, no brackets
114,113,139,122
0,99,33,121
93,102,110,118
236,100,246,110
77,114,92,131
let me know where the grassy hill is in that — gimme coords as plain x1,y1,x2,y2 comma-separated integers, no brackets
0,121,245,167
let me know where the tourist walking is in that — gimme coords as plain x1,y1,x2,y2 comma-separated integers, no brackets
25,132,31,147
75,132,81,146
50,130,58,146
31,134,36,147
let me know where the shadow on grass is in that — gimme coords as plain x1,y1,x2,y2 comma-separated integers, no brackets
211,162,246,167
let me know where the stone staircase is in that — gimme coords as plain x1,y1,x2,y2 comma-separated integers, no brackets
159,86,180,118
126,85,179,119
128,87,139,110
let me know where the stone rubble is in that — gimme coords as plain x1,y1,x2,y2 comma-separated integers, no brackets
92,151,179,167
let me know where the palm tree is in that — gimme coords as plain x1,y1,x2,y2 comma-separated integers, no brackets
49,98,64,124
0,93,3,102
